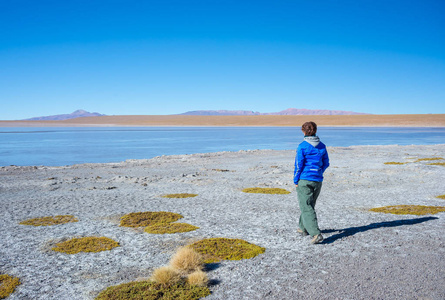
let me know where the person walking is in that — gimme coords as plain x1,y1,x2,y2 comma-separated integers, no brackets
294,121,330,244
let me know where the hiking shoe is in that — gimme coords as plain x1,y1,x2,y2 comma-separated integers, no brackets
310,234,324,244
297,228,309,236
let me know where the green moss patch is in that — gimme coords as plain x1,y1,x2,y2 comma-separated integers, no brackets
120,212,183,227
145,223,199,234
95,280,210,300
369,205,445,215
242,187,290,194
190,238,266,263
52,237,120,254
19,215,78,226
0,274,21,299
427,162,445,166
162,193,198,198
384,162,406,165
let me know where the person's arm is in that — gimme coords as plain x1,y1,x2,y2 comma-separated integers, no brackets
321,149,330,174
293,146,305,186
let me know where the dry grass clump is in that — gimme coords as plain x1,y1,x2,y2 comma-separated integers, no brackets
52,237,120,254
148,247,208,289
436,195,445,200
162,193,198,198
120,211,183,227
187,270,209,287
0,274,20,299
242,187,290,194
169,247,204,273
190,238,266,263
94,248,211,299
384,162,406,165
144,223,199,234
19,215,78,226
149,248,207,286
150,266,181,285
428,162,445,166
369,205,445,215
211,169,230,172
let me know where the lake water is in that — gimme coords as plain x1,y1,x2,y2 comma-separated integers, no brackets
1,127,444,166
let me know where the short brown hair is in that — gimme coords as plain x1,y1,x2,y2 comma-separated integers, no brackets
302,121,317,136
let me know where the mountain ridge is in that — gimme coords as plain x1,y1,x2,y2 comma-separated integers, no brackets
24,110,105,121
23,107,369,120
179,108,369,116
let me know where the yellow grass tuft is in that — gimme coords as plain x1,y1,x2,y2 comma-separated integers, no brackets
19,215,78,226
190,238,266,263
242,187,290,194
120,211,183,227
436,195,445,200
162,193,198,198
150,266,181,285
187,270,208,287
369,205,445,215
0,274,21,299
51,237,120,254
170,247,204,273
144,223,199,234
384,162,406,165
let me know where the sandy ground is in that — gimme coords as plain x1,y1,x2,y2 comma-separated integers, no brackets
1,144,444,300
1,114,444,127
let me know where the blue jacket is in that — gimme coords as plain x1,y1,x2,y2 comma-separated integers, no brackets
293,138,329,184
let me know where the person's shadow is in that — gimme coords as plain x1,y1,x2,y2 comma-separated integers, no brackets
321,216,438,244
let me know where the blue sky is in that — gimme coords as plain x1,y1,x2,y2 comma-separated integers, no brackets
0,0,444,120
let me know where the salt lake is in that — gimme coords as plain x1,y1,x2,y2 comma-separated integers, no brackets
1,127,444,166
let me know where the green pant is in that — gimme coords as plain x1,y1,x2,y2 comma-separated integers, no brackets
297,179,322,236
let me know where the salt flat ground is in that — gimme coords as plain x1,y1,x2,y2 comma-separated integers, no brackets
1,144,444,300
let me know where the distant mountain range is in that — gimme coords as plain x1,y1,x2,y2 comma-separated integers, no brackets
24,110,105,121
23,107,368,121
180,108,369,116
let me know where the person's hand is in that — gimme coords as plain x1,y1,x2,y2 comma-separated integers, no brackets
295,184,298,187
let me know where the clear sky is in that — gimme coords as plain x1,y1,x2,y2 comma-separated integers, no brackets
1,0,444,120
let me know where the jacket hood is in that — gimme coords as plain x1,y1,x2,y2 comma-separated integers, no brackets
304,136,320,147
